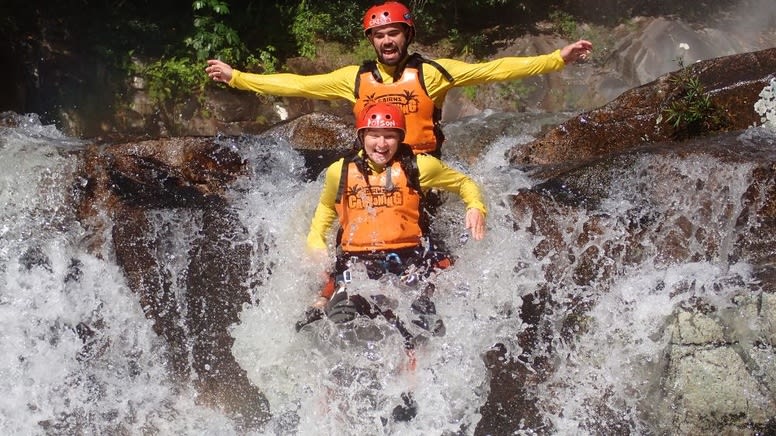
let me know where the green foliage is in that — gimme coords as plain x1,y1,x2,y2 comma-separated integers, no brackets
251,47,279,74
661,57,727,138
305,1,364,43
137,57,207,104
290,1,329,59
185,0,247,63
137,0,281,106
663,77,713,128
289,0,368,58
460,86,478,101
447,29,489,59
549,10,577,39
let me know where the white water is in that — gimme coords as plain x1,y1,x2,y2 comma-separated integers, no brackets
228,131,543,435
0,114,234,434
1,92,774,434
755,78,776,130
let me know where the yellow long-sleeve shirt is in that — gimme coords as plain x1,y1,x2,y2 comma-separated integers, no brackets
229,50,566,108
306,152,487,250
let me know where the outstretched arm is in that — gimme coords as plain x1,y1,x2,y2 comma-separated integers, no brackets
206,60,359,101
560,39,593,64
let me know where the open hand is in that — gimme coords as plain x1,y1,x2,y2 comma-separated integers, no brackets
465,208,486,241
205,59,234,83
560,39,593,64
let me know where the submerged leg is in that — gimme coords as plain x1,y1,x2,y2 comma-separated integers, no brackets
391,392,418,422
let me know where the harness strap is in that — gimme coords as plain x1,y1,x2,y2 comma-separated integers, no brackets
410,54,454,86
334,155,352,204
354,60,382,99
412,55,452,155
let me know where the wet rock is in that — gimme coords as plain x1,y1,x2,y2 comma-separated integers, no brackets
265,112,355,151
732,158,776,292
0,110,23,127
476,343,552,435
442,111,572,165
110,203,190,377
76,135,270,430
18,245,52,272
512,129,776,284
186,204,271,428
497,130,776,434
508,47,776,176
104,136,246,207
260,112,356,179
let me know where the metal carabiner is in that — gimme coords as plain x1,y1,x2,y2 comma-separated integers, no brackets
385,252,401,265
380,252,402,273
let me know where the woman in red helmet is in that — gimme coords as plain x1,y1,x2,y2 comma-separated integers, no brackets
206,1,593,157
296,102,486,329
296,101,487,422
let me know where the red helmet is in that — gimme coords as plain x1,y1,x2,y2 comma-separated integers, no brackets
356,103,406,135
362,1,414,34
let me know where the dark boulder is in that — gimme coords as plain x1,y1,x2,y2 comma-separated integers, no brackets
76,136,270,430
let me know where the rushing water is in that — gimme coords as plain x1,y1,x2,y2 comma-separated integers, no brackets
1,78,775,435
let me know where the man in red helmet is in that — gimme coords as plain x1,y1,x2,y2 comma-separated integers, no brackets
206,1,593,157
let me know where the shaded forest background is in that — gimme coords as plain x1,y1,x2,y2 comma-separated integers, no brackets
0,0,759,134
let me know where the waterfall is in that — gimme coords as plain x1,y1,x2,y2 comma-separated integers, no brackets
0,113,234,433
1,85,775,434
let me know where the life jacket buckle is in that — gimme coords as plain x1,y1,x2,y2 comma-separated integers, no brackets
342,269,352,284
381,252,402,273
385,252,401,265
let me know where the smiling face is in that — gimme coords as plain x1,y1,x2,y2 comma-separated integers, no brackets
361,128,402,166
368,23,409,66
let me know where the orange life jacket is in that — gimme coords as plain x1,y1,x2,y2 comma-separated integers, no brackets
354,54,454,156
334,153,424,252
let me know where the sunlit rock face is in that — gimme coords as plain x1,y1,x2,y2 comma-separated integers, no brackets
507,47,776,176
484,48,776,433
483,135,776,434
